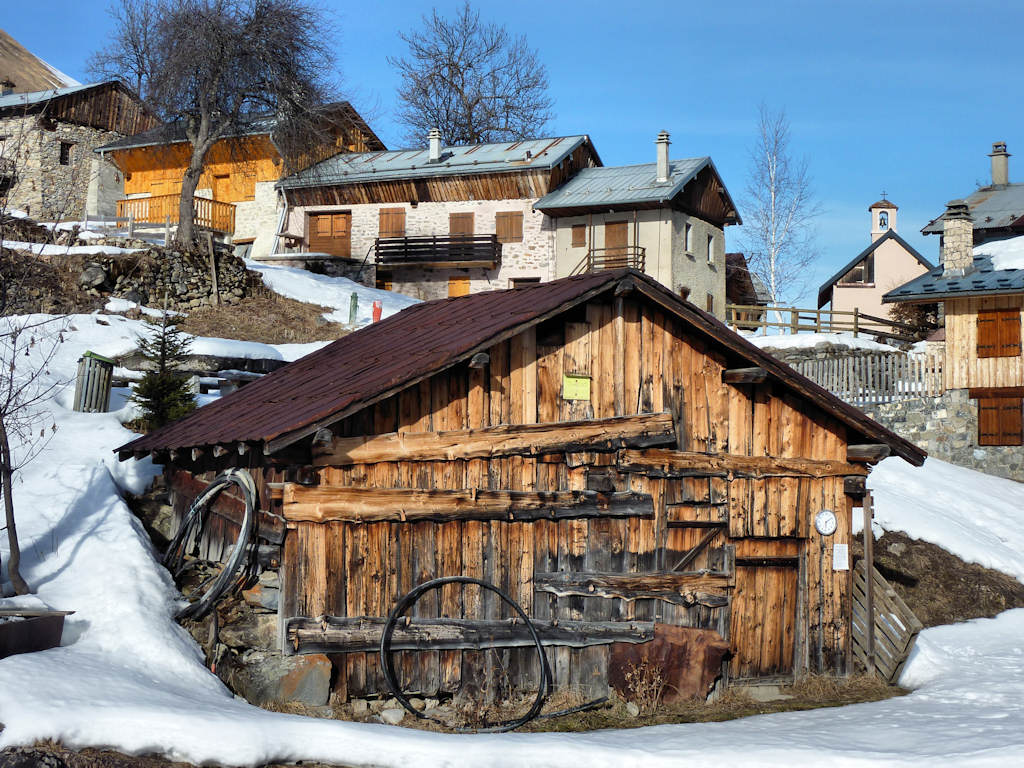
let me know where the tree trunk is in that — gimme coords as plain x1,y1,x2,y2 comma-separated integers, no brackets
175,148,205,248
0,421,30,595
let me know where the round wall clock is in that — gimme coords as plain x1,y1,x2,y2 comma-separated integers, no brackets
815,509,838,536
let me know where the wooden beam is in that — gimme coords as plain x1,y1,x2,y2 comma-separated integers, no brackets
285,616,655,654
968,386,1024,399
617,448,868,479
722,366,768,384
282,486,654,524
844,475,868,497
847,444,891,463
311,412,676,467
533,570,731,608
735,556,800,568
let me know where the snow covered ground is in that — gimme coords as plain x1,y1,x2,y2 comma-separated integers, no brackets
1,238,146,257
1,315,1024,765
744,330,902,353
245,258,419,325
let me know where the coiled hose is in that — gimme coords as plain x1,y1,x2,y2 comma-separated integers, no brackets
379,576,606,732
163,468,258,621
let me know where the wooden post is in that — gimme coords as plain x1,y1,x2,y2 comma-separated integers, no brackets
853,307,860,337
165,215,171,246
863,491,876,675
349,292,358,325
816,308,822,332
206,232,220,305
128,210,135,239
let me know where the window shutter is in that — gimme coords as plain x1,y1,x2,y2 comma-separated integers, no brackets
977,311,999,358
997,310,1021,356
496,211,523,243
450,212,474,235
571,224,586,248
978,309,1021,358
978,397,1024,445
379,208,405,238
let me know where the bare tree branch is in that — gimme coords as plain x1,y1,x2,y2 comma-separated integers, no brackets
389,3,553,146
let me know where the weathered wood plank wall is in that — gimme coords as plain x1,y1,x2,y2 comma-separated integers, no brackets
945,295,1024,390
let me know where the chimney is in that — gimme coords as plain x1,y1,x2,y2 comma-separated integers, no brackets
942,200,974,276
989,141,1010,186
0,79,14,97
656,130,670,183
428,128,442,163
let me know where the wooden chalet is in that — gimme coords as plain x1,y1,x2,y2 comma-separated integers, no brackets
118,269,924,701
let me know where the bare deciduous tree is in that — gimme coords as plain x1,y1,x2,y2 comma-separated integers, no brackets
89,0,342,247
389,2,553,146
740,104,821,305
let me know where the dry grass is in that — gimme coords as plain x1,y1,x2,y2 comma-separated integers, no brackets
175,294,347,344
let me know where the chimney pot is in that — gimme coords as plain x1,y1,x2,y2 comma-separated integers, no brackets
942,199,974,276
428,128,442,163
656,130,671,183
989,141,1010,186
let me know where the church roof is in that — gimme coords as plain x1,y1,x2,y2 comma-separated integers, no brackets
817,230,933,308
869,199,898,210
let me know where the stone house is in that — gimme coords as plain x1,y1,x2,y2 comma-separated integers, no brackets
533,131,741,319
275,132,602,299
96,103,384,259
0,80,156,220
817,199,933,321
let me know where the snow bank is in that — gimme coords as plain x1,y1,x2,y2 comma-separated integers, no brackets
245,258,418,325
1,239,144,256
979,235,1024,271
745,331,900,352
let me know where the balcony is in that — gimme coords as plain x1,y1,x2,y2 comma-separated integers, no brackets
374,234,501,270
571,246,646,275
116,194,236,235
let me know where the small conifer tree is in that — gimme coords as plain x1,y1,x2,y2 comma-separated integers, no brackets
131,310,196,430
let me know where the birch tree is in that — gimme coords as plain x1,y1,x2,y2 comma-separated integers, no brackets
741,105,821,305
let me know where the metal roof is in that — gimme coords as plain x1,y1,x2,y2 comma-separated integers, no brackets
884,250,1024,303
921,184,1024,235
534,157,710,211
277,135,592,189
0,81,107,111
116,269,925,467
817,230,934,308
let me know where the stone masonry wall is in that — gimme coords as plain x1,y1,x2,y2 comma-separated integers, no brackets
1,114,125,221
232,180,281,260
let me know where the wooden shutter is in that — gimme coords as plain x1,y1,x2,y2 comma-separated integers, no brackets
378,208,406,238
448,275,470,297
605,221,628,254
449,212,474,235
978,397,1024,445
571,224,586,248
495,211,523,243
978,309,1021,358
308,211,352,258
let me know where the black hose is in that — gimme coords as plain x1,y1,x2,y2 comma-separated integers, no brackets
380,576,606,733
163,468,258,621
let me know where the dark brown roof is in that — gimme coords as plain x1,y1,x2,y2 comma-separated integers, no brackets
869,199,898,210
117,269,926,466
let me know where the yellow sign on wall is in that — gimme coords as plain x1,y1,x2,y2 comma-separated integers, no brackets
562,374,592,401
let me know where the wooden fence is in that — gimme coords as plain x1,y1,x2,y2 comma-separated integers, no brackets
851,563,923,683
727,304,928,344
790,351,944,405
116,194,236,235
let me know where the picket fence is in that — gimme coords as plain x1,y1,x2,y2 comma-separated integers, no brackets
791,351,944,405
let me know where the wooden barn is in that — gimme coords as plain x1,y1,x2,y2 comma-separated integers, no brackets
117,269,924,702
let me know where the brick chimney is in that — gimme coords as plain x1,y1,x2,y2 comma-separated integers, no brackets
656,130,670,183
0,79,14,97
428,128,442,163
942,200,974,276
989,141,1010,186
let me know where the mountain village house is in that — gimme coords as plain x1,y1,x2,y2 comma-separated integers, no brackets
535,131,741,319
817,199,932,321
96,103,384,259
275,132,602,299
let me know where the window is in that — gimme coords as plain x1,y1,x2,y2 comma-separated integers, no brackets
379,208,406,238
978,397,1024,445
685,222,693,253
376,276,393,291
571,224,587,248
839,253,875,285
707,233,715,264
495,211,523,243
450,212,474,235
706,293,714,313
879,211,889,230
977,308,1021,358
59,141,72,166
510,276,541,288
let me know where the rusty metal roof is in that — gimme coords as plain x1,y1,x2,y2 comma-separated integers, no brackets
117,270,926,466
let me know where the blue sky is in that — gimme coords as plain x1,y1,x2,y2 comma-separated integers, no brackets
6,0,1022,303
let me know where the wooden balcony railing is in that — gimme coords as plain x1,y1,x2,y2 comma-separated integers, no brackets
570,246,646,275
116,194,236,235
374,234,501,269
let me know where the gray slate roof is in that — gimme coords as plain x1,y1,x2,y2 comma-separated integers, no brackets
883,251,1024,303
817,230,933,308
921,184,1024,235
534,157,713,211
278,135,592,189
0,81,104,111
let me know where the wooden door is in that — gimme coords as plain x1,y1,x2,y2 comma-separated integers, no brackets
604,220,629,263
308,212,352,258
730,561,799,679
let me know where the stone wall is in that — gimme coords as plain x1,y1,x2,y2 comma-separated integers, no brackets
0,113,125,221
232,180,281,260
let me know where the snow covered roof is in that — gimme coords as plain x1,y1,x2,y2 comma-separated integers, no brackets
277,135,594,189
117,268,925,466
884,235,1024,303
818,230,933,308
921,183,1024,236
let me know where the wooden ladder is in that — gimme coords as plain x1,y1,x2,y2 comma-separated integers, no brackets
851,564,923,683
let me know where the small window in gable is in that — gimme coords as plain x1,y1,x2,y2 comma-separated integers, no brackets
840,253,875,284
